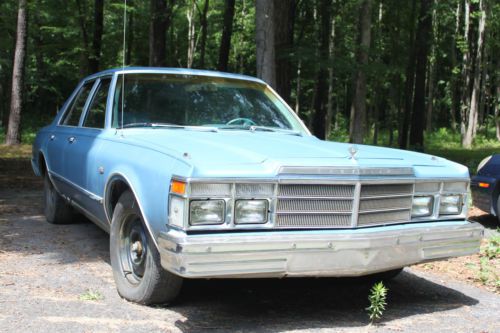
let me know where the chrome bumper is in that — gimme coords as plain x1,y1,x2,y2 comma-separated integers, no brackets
158,221,483,278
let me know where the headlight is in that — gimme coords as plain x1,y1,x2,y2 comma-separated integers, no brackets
189,200,225,225
439,195,462,215
411,196,434,217
168,196,185,228
235,200,268,224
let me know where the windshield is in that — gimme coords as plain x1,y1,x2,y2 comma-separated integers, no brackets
112,73,306,133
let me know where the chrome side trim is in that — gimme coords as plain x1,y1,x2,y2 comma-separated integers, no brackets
48,170,103,202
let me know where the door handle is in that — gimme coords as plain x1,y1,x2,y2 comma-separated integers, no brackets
50,134,55,141
68,136,76,143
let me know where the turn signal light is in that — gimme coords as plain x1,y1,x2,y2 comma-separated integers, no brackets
478,182,490,188
171,180,186,195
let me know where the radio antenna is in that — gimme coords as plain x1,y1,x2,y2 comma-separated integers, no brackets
120,0,127,129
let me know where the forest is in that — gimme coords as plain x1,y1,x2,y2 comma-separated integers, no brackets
0,0,499,153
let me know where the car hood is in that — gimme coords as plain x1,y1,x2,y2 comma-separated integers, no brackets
121,129,469,178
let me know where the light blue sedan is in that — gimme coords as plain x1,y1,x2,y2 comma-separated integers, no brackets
32,67,483,305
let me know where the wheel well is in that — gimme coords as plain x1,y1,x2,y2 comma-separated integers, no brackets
38,153,47,176
107,179,131,220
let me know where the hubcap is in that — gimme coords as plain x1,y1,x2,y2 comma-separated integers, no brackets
120,215,148,283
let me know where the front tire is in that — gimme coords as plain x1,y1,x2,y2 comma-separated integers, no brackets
44,174,75,224
110,190,182,305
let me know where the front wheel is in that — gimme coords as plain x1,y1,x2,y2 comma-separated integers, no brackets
110,191,182,305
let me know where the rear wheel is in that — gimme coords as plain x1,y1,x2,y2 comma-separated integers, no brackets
110,190,182,305
44,174,75,224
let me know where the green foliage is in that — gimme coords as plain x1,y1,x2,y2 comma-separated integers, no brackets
78,289,104,301
366,281,388,323
482,232,500,260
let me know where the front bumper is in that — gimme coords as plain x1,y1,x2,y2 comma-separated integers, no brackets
158,221,483,278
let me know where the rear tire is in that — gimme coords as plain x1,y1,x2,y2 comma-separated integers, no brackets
110,190,183,305
44,174,75,224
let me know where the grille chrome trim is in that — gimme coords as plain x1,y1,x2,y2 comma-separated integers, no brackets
275,182,414,229
279,166,415,176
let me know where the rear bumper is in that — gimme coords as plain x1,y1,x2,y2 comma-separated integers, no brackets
158,221,483,278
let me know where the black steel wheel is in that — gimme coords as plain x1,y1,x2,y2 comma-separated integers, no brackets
43,174,74,224
110,190,182,305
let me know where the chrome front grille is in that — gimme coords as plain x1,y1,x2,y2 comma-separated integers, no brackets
275,183,414,229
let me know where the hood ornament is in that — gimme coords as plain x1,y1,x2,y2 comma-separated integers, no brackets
348,145,358,160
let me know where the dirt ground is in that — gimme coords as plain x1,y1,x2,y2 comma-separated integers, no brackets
0,157,499,333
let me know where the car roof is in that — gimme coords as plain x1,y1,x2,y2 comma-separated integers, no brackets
84,67,266,85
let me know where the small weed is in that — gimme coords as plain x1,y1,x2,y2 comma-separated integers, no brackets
481,233,500,260
366,281,388,323
79,289,104,301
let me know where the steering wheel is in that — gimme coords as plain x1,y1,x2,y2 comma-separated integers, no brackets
225,118,256,126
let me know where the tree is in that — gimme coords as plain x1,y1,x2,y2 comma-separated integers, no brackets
88,0,104,73
409,0,433,151
186,0,196,68
349,0,372,144
217,0,235,72
463,0,487,148
274,0,295,102
311,0,332,139
5,0,28,145
149,0,173,67
399,0,417,149
255,0,275,86
198,0,209,68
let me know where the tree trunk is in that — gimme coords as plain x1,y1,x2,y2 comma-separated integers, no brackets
199,0,209,68
349,0,372,144
125,0,134,65
255,0,276,87
398,0,417,149
75,0,90,75
149,0,173,67
186,0,196,68
274,0,295,102
449,1,461,130
217,0,235,72
463,0,486,148
6,0,28,145
88,0,104,73
295,60,301,113
460,0,472,146
425,2,437,133
326,9,336,136
409,0,433,151
312,0,332,139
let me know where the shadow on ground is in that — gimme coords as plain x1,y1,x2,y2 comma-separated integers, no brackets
170,271,478,332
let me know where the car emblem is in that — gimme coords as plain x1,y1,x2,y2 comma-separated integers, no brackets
348,145,358,160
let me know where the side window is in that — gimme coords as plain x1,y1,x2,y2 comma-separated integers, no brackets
61,81,95,126
83,78,111,129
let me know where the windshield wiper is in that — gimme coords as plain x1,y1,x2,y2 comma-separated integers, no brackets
218,125,302,136
121,122,218,132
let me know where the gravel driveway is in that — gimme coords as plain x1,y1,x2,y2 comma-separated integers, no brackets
0,189,499,333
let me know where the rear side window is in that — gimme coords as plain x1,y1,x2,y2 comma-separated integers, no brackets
83,78,111,129
60,81,94,126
